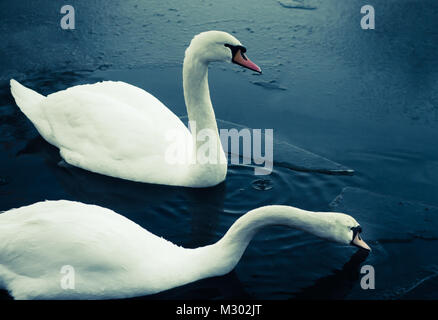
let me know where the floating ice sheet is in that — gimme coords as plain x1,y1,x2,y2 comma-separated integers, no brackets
180,116,354,175
278,0,317,10
330,187,438,242
330,187,438,299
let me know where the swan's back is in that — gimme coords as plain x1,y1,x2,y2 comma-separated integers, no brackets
57,81,180,121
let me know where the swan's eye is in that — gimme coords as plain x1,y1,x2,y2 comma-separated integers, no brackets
224,43,236,53
351,226,362,240
224,44,247,54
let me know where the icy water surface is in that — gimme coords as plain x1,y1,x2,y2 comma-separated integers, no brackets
1,0,438,299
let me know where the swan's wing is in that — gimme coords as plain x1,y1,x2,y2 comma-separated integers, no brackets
68,81,175,116
39,81,192,183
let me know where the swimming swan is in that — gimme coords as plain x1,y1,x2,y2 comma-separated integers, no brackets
10,31,261,188
0,200,370,300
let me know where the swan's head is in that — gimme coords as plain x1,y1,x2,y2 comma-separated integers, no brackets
185,30,261,73
312,212,371,251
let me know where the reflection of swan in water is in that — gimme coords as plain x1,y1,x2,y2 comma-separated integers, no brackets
184,183,226,247
293,249,370,299
142,271,250,300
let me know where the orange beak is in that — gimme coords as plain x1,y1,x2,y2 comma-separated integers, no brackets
352,232,371,251
232,49,262,73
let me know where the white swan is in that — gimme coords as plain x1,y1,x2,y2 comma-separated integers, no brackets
9,31,261,188
0,200,370,300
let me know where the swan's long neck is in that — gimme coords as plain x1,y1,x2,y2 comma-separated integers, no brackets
184,206,334,281
183,50,225,166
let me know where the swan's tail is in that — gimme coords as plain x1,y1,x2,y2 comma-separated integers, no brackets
10,79,45,119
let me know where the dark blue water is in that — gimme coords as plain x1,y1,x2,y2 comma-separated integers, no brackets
1,0,438,299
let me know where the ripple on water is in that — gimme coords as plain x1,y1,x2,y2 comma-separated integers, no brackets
223,164,294,215
221,162,347,223
251,178,274,191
